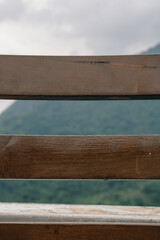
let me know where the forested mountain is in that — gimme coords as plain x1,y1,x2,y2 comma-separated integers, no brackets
1,100,160,135
0,44,160,206
143,42,160,54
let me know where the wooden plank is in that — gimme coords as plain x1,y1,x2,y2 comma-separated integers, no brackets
0,223,160,240
0,203,160,224
0,55,160,100
0,135,160,179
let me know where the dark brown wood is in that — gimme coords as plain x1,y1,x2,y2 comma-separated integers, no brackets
0,135,160,179
0,223,160,240
0,55,160,100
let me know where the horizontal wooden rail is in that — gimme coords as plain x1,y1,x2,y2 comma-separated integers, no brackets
0,223,160,240
0,203,160,239
0,55,160,100
0,135,160,179
0,203,160,224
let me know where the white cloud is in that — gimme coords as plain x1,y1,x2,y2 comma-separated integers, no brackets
0,0,93,55
0,21,91,55
22,0,50,11
0,0,160,55
0,0,24,21
0,100,13,114
34,0,160,54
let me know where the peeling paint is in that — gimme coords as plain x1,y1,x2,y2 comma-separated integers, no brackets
0,203,160,224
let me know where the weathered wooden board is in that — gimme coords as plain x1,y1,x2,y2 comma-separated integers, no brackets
0,55,160,100
0,135,160,179
0,223,160,240
0,203,160,224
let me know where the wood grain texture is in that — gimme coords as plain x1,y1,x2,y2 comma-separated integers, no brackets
0,135,160,179
0,55,160,100
0,203,160,224
0,223,160,240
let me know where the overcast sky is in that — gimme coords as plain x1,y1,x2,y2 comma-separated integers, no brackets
0,0,160,113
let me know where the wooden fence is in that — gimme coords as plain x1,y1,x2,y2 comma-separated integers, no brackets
0,55,160,239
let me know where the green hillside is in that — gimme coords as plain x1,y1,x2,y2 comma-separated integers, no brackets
1,100,160,135
0,44,160,206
